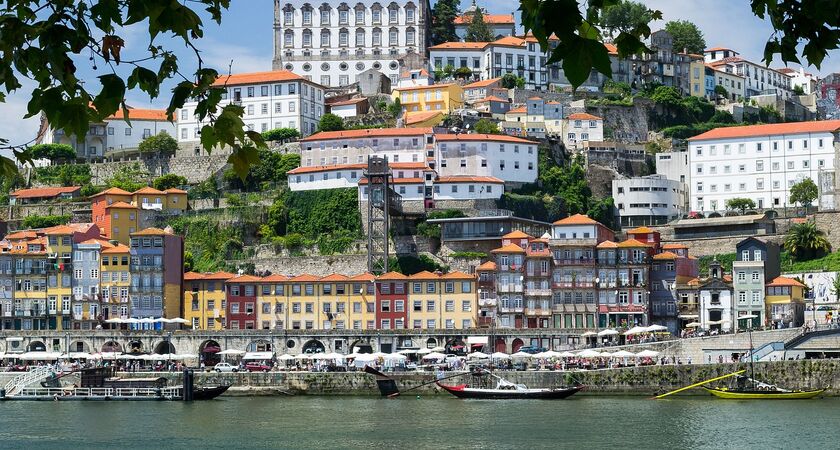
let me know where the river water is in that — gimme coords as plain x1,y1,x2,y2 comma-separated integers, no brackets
1,396,837,449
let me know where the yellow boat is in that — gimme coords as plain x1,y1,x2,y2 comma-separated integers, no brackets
704,386,825,399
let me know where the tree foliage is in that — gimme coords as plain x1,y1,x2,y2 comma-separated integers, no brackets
600,1,653,37
264,189,361,241
224,150,299,191
431,0,459,44
785,222,831,261
465,8,494,42
317,113,345,132
724,197,756,214
790,178,818,208
262,128,300,143
664,20,706,54
152,174,188,191
474,119,500,134
32,165,92,187
22,214,71,229
138,131,179,157
105,163,148,192
500,73,525,89
29,144,76,162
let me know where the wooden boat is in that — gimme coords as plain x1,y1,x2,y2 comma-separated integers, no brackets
703,386,824,399
192,385,231,400
436,381,581,400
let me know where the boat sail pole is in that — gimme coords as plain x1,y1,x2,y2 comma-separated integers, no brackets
654,370,746,399
738,314,759,390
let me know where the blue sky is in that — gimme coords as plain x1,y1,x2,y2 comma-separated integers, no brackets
1,0,838,153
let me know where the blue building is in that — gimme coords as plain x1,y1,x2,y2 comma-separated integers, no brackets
72,239,104,330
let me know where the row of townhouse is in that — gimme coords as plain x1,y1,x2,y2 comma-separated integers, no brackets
474,215,701,334
89,187,188,245
0,225,183,331
183,270,477,331
285,127,539,205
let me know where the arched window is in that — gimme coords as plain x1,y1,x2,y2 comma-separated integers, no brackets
371,3,383,25
388,2,400,24
355,28,365,47
319,3,331,25
339,28,349,47
282,4,295,25
406,26,415,46
354,3,366,25
302,28,313,47
372,27,382,47
404,2,416,24
301,4,313,25
337,3,350,25
388,26,398,46
320,29,330,47
284,29,294,47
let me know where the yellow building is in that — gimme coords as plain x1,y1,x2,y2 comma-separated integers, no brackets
10,236,50,331
348,273,377,331
406,271,477,330
765,276,806,328
105,202,139,245
101,242,131,323
184,271,234,330
131,187,187,213
687,55,706,98
44,227,74,330
286,274,322,331
393,83,464,115
256,274,288,330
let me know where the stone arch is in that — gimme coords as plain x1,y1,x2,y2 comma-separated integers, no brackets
302,339,325,354
247,339,273,352
153,341,176,355
199,340,221,366
425,337,437,348
127,340,144,354
445,338,466,354
69,341,91,353
28,340,46,352
511,338,524,353
102,341,122,353
349,339,373,354
494,338,507,353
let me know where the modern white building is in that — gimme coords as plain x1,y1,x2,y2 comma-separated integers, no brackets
177,70,326,141
655,150,690,185
272,0,431,87
777,67,819,95
613,175,686,227
687,120,840,212
40,108,176,159
705,48,793,99
435,134,538,184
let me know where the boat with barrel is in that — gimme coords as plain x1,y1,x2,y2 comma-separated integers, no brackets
703,375,824,399
436,369,582,400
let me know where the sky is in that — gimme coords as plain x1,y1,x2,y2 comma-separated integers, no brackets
1,0,838,155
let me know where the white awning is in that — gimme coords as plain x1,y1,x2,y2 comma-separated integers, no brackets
466,336,489,345
678,314,699,319
242,351,274,360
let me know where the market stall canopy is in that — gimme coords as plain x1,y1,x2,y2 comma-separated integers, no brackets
416,348,433,355
467,351,490,359
323,352,345,360
597,329,619,337
645,325,668,332
580,331,597,337
63,352,93,359
624,326,648,335
218,349,246,356
104,318,123,323
737,314,758,320
277,354,295,361
560,351,576,358
19,351,62,360
490,352,511,359
612,350,636,358
397,349,418,354
466,336,489,345
685,322,701,328
511,351,533,358
430,346,446,352
577,349,603,358
421,352,447,360
243,351,275,360
384,353,406,360
636,350,660,358
540,350,563,358
169,318,190,324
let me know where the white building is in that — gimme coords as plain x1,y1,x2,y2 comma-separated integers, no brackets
778,67,819,95
562,113,603,150
613,175,686,227
177,70,325,141
41,108,176,159
434,134,538,184
687,121,840,212
705,48,793,99
272,0,431,87
453,4,515,41
396,68,433,88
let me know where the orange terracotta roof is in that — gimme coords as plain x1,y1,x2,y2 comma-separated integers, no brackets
596,240,619,249
212,70,305,87
502,230,531,239
617,238,651,248
454,13,514,25
723,275,733,283
328,97,368,107
377,271,408,280
662,243,689,250
528,96,542,101
567,113,602,121
320,273,350,282
260,274,289,282
89,187,132,198
227,274,263,283
476,261,497,271
428,41,490,50
107,108,169,122
627,226,656,234
435,133,535,144
705,47,736,52
605,43,618,55
358,177,425,185
491,243,526,254
203,271,236,280
5,231,38,240
687,278,700,286
553,214,598,226
184,271,204,281
130,227,172,236
400,68,430,78
101,244,130,254
10,186,80,199
163,188,187,194
132,187,165,195
79,238,114,247
442,271,474,279
464,78,501,89
476,95,508,103
404,110,444,125
288,274,320,282
492,36,526,47
287,163,366,175
507,106,527,114
437,176,504,184
350,273,376,282
689,120,840,141
767,276,806,288
105,201,137,210
42,225,76,235
653,251,678,260
300,127,433,142
409,270,439,280
393,83,458,92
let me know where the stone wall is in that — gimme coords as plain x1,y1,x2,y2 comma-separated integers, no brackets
81,154,230,184
661,234,785,258
1,201,89,222
586,97,652,143
814,211,840,250
249,254,369,277
393,235,438,255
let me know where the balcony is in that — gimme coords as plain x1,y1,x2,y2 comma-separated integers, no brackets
478,298,497,308
552,258,597,266
141,202,163,211
525,288,552,296
499,264,524,272
497,285,523,293
526,271,551,278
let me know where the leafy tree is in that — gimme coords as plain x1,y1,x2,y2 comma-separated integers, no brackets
0,0,264,182
389,255,448,275
454,67,474,79
105,163,149,192
790,178,818,208
80,184,102,198
832,275,840,301
138,132,179,157
785,222,831,261
262,128,300,143
501,73,525,89
793,85,806,96
33,165,92,187
29,144,76,162
317,114,344,132
664,20,706,54
710,110,735,124
431,0,459,44
725,198,756,214
388,98,402,118
224,150,300,191
0,169,25,205
283,189,362,239
183,251,194,273
22,214,71,229
601,1,653,36
714,85,729,99
265,195,289,237
465,8,494,42
474,119,500,134
153,174,188,191
648,86,683,107
603,80,631,97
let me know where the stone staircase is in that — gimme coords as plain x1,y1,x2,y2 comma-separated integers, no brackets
3,366,55,396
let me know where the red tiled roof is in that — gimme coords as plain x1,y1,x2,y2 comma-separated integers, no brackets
662,243,688,250
705,47,736,52
377,271,408,280
300,127,433,142
203,271,236,280
102,244,130,254
492,36,526,47
464,78,501,88
689,120,840,141
617,238,651,248
435,133,536,144
627,226,656,234
184,271,204,281
358,177,425,185
491,243,526,254
393,83,458,92
320,273,350,282
288,274,320,282
428,41,490,50
441,271,474,279
404,110,444,125
437,176,504,184
553,214,598,226
5,231,37,240
287,163,366,175
567,113,602,121
10,186,80,199
502,230,531,239
328,97,368,107
605,43,618,55
132,187,165,195
131,227,172,236
350,273,376,282
596,240,618,249
653,251,678,260
476,95,508,103
454,13,515,25
107,108,169,122
89,187,132,198
105,201,137,210
227,274,263,283
409,270,439,280
260,274,289,282
476,261,497,271
212,70,306,87
767,276,805,288
507,106,526,114
79,238,114,247
42,225,76,235
164,188,187,194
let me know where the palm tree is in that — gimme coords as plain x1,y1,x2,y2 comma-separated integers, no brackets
784,222,831,261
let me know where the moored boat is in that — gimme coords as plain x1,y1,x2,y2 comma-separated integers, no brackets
436,381,581,400
703,386,824,400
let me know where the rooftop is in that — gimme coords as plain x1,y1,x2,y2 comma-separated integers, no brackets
107,108,169,122
464,78,502,88
300,127,433,142
688,120,840,141
10,186,80,199
212,70,306,87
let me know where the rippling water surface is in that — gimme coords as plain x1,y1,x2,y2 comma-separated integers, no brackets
1,395,838,449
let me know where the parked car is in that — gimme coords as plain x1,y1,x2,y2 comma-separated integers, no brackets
517,346,547,354
213,362,238,373
245,362,271,372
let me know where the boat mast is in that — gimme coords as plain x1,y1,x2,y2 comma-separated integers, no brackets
748,325,755,390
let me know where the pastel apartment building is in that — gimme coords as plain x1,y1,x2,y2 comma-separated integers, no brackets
90,187,188,244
